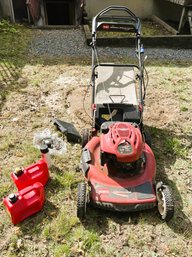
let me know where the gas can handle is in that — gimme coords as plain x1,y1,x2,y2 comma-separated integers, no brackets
19,183,43,196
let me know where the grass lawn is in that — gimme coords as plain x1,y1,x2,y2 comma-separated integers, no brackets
0,21,191,257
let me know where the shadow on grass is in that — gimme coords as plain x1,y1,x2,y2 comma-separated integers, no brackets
146,125,192,238
18,167,66,236
81,125,192,238
18,199,59,235
82,206,143,236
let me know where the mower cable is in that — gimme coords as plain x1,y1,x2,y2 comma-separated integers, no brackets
143,66,149,100
82,82,101,128
82,42,100,126
94,45,100,66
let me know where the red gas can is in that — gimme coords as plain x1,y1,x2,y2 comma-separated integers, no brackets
11,159,49,190
3,182,45,225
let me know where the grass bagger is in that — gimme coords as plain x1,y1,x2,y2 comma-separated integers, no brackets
77,6,174,221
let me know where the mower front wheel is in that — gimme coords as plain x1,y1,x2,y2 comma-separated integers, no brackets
77,182,88,220
156,182,174,222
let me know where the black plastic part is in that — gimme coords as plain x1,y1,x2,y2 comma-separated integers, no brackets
40,144,49,154
100,151,106,166
93,201,156,212
77,182,87,220
143,130,152,147
53,119,81,143
8,193,18,204
81,148,91,175
95,104,140,129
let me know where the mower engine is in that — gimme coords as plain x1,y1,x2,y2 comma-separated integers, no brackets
100,122,145,173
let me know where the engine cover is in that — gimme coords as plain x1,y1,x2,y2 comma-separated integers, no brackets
100,122,143,162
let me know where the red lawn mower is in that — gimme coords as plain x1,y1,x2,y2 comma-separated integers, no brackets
77,6,174,221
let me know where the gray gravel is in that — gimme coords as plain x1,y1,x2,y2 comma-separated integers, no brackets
29,29,90,57
29,28,192,60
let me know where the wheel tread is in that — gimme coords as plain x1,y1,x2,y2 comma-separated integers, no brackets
162,185,174,221
77,182,87,219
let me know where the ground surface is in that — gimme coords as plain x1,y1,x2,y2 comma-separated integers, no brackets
0,23,192,257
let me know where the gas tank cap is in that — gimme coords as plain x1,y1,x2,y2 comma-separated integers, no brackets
14,167,24,177
8,193,18,204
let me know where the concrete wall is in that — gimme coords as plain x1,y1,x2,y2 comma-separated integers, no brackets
0,0,185,25
85,0,154,19
0,0,12,20
0,0,15,21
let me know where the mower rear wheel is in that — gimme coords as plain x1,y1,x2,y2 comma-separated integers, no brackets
82,129,89,148
156,183,174,222
77,182,88,220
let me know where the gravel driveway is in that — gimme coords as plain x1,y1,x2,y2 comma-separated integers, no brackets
29,28,192,60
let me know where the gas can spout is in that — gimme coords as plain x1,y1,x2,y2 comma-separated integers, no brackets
40,145,52,168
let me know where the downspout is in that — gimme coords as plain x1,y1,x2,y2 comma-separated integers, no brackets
9,0,15,23
26,0,31,24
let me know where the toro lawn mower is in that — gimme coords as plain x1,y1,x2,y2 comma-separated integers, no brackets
77,6,174,221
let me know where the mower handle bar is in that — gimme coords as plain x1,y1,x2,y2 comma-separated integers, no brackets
95,5,138,20
92,5,141,35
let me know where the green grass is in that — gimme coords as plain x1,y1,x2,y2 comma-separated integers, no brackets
164,137,188,157
43,209,104,256
148,127,190,162
180,106,188,112
0,182,13,199
54,244,71,257
0,20,192,257
0,20,31,59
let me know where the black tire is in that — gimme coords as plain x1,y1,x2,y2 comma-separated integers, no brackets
156,184,174,222
82,129,89,148
77,182,87,220
143,131,152,147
